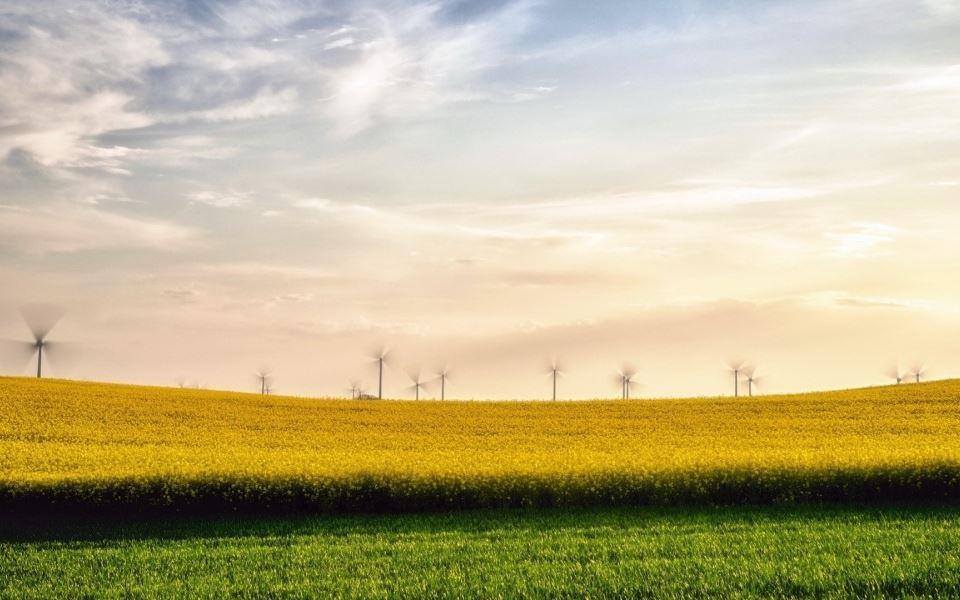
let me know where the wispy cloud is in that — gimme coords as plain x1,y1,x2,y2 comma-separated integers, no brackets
827,223,899,258
186,190,253,208
197,262,334,280
320,1,538,136
162,87,299,124
0,204,200,254
0,3,167,168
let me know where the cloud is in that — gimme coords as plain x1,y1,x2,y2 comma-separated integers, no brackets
320,1,537,137
504,85,557,102
198,262,334,281
293,198,335,211
827,223,898,257
292,197,383,219
891,64,960,93
187,190,253,208
131,135,241,167
0,3,167,168
0,1,303,174
163,87,299,124
0,204,200,254
833,296,922,310
427,179,887,227
324,37,356,51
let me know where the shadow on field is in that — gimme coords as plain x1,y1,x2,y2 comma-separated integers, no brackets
4,505,959,545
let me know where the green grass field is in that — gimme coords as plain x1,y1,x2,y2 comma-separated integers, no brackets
4,507,960,598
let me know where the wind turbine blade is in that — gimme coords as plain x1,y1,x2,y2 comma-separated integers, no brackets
20,304,64,342
727,358,746,372
41,341,82,373
367,345,391,362
0,339,37,371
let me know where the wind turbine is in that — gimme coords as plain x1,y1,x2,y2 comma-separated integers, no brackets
435,366,451,401
886,366,907,385
1,304,67,378
910,364,927,384
347,380,362,400
407,370,426,401
370,347,390,400
728,360,747,397
255,368,273,395
546,358,565,401
743,366,763,397
614,364,638,400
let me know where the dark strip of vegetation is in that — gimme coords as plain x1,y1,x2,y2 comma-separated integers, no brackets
5,464,960,518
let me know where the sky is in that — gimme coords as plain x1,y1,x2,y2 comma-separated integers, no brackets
1,0,959,399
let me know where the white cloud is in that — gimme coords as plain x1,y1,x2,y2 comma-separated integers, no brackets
0,204,199,254
165,87,299,124
198,262,333,280
827,223,899,257
0,4,167,168
187,190,252,208
443,179,887,224
922,0,960,17
320,1,536,137
505,85,557,102
292,198,334,211
891,64,960,93
324,37,356,51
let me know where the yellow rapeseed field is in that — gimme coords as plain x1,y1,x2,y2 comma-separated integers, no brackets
2,376,960,511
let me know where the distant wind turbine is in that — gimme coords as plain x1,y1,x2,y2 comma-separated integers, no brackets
436,366,451,401
407,370,426,401
255,368,273,395
728,360,748,397
615,363,638,400
886,365,907,385
370,347,390,399
743,367,763,397
910,364,927,384
0,305,68,378
347,379,362,400
546,358,565,401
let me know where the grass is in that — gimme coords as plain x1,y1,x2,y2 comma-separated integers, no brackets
4,506,960,598
4,376,960,513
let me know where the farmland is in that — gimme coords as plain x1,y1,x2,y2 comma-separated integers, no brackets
4,376,960,597
3,376,960,513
